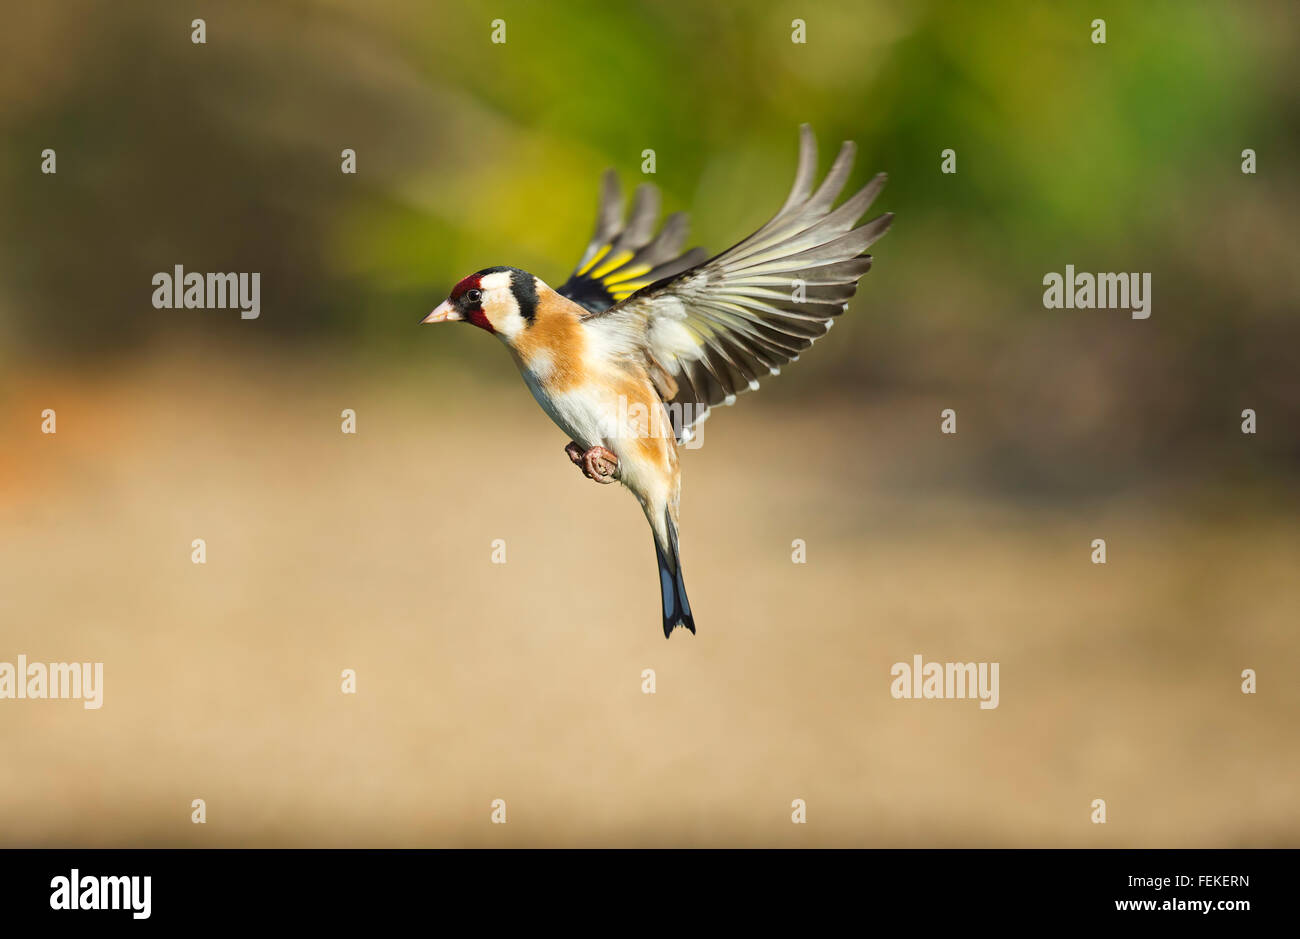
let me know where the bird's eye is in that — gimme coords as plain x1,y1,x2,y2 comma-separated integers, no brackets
466,289,483,305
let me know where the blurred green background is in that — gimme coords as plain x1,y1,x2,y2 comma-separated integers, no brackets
2,0,1296,495
1,1,1297,847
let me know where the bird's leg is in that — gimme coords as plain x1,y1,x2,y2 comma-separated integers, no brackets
564,441,619,483
564,441,619,484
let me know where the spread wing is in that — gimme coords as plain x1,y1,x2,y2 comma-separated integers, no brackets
588,124,892,442
556,171,707,313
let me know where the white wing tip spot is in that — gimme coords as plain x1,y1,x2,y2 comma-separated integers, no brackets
747,379,760,391
723,393,737,406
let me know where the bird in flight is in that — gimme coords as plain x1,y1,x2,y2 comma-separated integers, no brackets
422,125,892,637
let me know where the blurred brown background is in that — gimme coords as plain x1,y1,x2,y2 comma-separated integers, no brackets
0,0,1296,846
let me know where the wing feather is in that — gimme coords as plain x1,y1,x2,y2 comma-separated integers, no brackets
586,125,892,441
557,174,706,312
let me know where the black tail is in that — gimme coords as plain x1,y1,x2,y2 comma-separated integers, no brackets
654,511,695,638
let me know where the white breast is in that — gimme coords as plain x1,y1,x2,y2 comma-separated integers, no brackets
518,365,616,452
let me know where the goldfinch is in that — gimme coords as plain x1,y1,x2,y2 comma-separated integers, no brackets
422,125,892,637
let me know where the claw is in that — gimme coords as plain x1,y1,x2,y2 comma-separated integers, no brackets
583,446,618,484
564,442,619,483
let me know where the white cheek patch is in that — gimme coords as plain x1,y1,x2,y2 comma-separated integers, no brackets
479,270,523,340
493,309,524,342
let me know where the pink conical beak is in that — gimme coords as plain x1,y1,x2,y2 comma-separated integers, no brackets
421,300,460,324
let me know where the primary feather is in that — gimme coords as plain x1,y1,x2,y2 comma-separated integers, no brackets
557,172,708,312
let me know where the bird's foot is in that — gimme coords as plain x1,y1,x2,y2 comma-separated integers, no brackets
565,442,619,484
583,446,619,483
